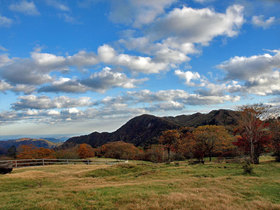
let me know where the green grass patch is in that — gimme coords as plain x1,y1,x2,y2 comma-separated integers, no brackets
0,157,279,209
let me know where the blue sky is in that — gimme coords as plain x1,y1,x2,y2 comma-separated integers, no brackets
0,0,280,136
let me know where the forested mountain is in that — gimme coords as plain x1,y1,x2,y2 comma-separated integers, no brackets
63,109,240,148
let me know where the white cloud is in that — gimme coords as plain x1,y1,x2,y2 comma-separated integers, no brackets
0,54,12,67
218,50,280,96
193,0,215,3
81,67,147,92
12,95,93,110
98,44,168,73
38,78,89,93
0,80,12,92
218,50,280,80
67,51,98,66
39,67,147,93
45,0,70,11
122,89,239,106
9,1,40,16
118,4,244,73
0,59,54,85
147,5,244,45
108,0,176,27
0,15,13,27
252,15,276,29
31,52,66,66
175,70,200,86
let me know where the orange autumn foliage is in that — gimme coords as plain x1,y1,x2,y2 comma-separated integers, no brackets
77,144,95,159
17,145,55,159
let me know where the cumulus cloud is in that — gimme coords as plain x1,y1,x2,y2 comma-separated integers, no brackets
147,5,244,45
175,70,201,86
9,1,40,16
38,78,89,93
81,67,147,92
252,15,276,29
38,78,88,93
0,80,12,92
118,4,244,73
218,50,280,80
98,45,168,73
1,86,241,124
12,95,93,110
0,15,13,27
0,59,54,85
39,67,147,93
218,50,280,96
0,54,12,67
103,89,240,107
67,51,98,66
108,0,176,27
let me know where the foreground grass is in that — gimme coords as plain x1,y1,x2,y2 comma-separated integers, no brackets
0,157,279,210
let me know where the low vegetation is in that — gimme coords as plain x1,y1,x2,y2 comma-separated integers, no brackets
0,157,279,209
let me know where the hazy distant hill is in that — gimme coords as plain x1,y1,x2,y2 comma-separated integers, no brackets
0,138,59,154
64,109,240,148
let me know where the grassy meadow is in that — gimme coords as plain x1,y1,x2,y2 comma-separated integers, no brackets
0,157,279,210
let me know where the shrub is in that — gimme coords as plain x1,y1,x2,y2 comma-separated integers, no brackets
242,158,254,175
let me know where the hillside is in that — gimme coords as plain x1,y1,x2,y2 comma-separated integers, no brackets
0,138,58,154
64,109,240,148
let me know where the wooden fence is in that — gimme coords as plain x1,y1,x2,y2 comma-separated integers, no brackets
0,159,125,168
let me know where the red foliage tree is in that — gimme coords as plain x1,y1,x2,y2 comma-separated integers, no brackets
234,105,272,164
270,120,280,162
159,130,180,161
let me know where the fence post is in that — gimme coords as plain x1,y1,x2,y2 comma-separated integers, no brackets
42,159,45,166
67,159,69,164
15,160,17,168
87,160,89,165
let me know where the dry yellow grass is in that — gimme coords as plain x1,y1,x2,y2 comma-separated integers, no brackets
0,160,279,210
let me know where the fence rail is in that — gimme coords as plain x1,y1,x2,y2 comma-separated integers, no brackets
0,159,125,168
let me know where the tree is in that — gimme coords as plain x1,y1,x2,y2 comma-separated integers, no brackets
173,130,196,159
269,119,280,162
98,141,142,160
192,125,234,162
7,145,17,159
144,144,167,163
55,146,80,159
159,130,180,161
17,145,55,159
78,144,95,159
234,104,272,164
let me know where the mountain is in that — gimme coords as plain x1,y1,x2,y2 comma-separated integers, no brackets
163,109,240,127
63,109,240,148
0,138,58,154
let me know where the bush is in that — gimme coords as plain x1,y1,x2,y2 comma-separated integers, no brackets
55,146,80,159
144,145,168,163
242,158,254,175
97,141,143,160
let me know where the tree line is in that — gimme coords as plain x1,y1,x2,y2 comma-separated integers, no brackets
1,104,280,164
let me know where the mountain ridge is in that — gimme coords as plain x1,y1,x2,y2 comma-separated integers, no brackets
63,109,240,148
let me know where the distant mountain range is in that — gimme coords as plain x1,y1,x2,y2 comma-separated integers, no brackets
63,109,240,148
0,138,60,154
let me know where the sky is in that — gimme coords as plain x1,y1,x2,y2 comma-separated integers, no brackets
0,0,280,137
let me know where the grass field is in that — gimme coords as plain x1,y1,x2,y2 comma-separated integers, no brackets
0,157,279,210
